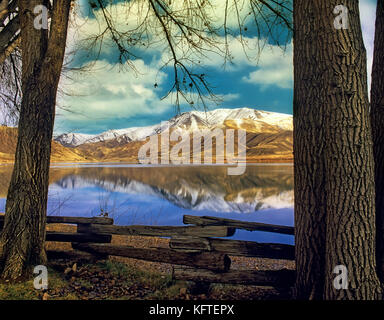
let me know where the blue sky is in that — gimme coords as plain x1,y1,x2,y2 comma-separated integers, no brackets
54,0,377,135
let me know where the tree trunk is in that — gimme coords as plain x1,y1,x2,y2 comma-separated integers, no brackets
371,0,384,283
294,0,381,299
293,0,328,300
0,0,72,281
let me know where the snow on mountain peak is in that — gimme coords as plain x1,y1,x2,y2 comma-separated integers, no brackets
168,108,292,130
54,108,292,147
53,132,96,147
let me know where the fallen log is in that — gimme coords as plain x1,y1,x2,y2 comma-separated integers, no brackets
47,216,114,225
183,215,294,235
73,243,231,272
77,224,235,238
46,232,111,243
170,237,295,260
173,266,295,288
0,215,114,226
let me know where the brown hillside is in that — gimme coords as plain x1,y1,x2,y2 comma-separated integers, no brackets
0,126,89,163
75,125,293,163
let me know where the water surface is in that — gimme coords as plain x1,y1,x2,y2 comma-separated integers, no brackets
0,164,294,244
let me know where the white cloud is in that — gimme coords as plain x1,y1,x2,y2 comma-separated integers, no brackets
58,59,172,125
67,1,272,71
237,2,375,91
57,57,241,133
242,43,293,89
66,1,294,93
67,0,376,94
60,0,378,132
221,93,240,102
237,1,375,91
152,33,293,92
67,0,228,59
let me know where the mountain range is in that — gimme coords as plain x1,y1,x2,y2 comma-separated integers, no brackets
0,108,293,163
55,108,293,147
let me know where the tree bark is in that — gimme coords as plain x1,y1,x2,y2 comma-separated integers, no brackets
0,0,71,281
293,0,328,300
294,0,381,299
371,0,384,284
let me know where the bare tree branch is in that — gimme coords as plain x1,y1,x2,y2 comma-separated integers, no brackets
0,32,18,64
1,0,292,125
0,15,19,52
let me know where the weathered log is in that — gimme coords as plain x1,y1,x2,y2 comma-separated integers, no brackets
46,232,111,243
170,237,295,260
73,243,231,272
77,224,235,238
0,215,114,225
47,249,108,262
173,266,295,288
183,215,294,235
47,216,114,225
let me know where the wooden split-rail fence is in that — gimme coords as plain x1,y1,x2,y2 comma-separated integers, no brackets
0,214,295,289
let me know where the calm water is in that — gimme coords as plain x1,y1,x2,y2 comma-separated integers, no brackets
0,164,294,244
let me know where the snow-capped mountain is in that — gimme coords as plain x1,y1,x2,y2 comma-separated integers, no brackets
167,108,292,131
54,108,293,148
54,132,96,147
83,125,161,145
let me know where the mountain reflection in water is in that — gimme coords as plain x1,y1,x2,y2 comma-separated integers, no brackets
0,164,294,244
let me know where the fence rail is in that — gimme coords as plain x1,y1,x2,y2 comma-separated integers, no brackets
72,243,231,272
173,266,295,287
77,223,235,238
0,213,295,288
183,215,295,235
169,236,295,260
0,215,113,228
